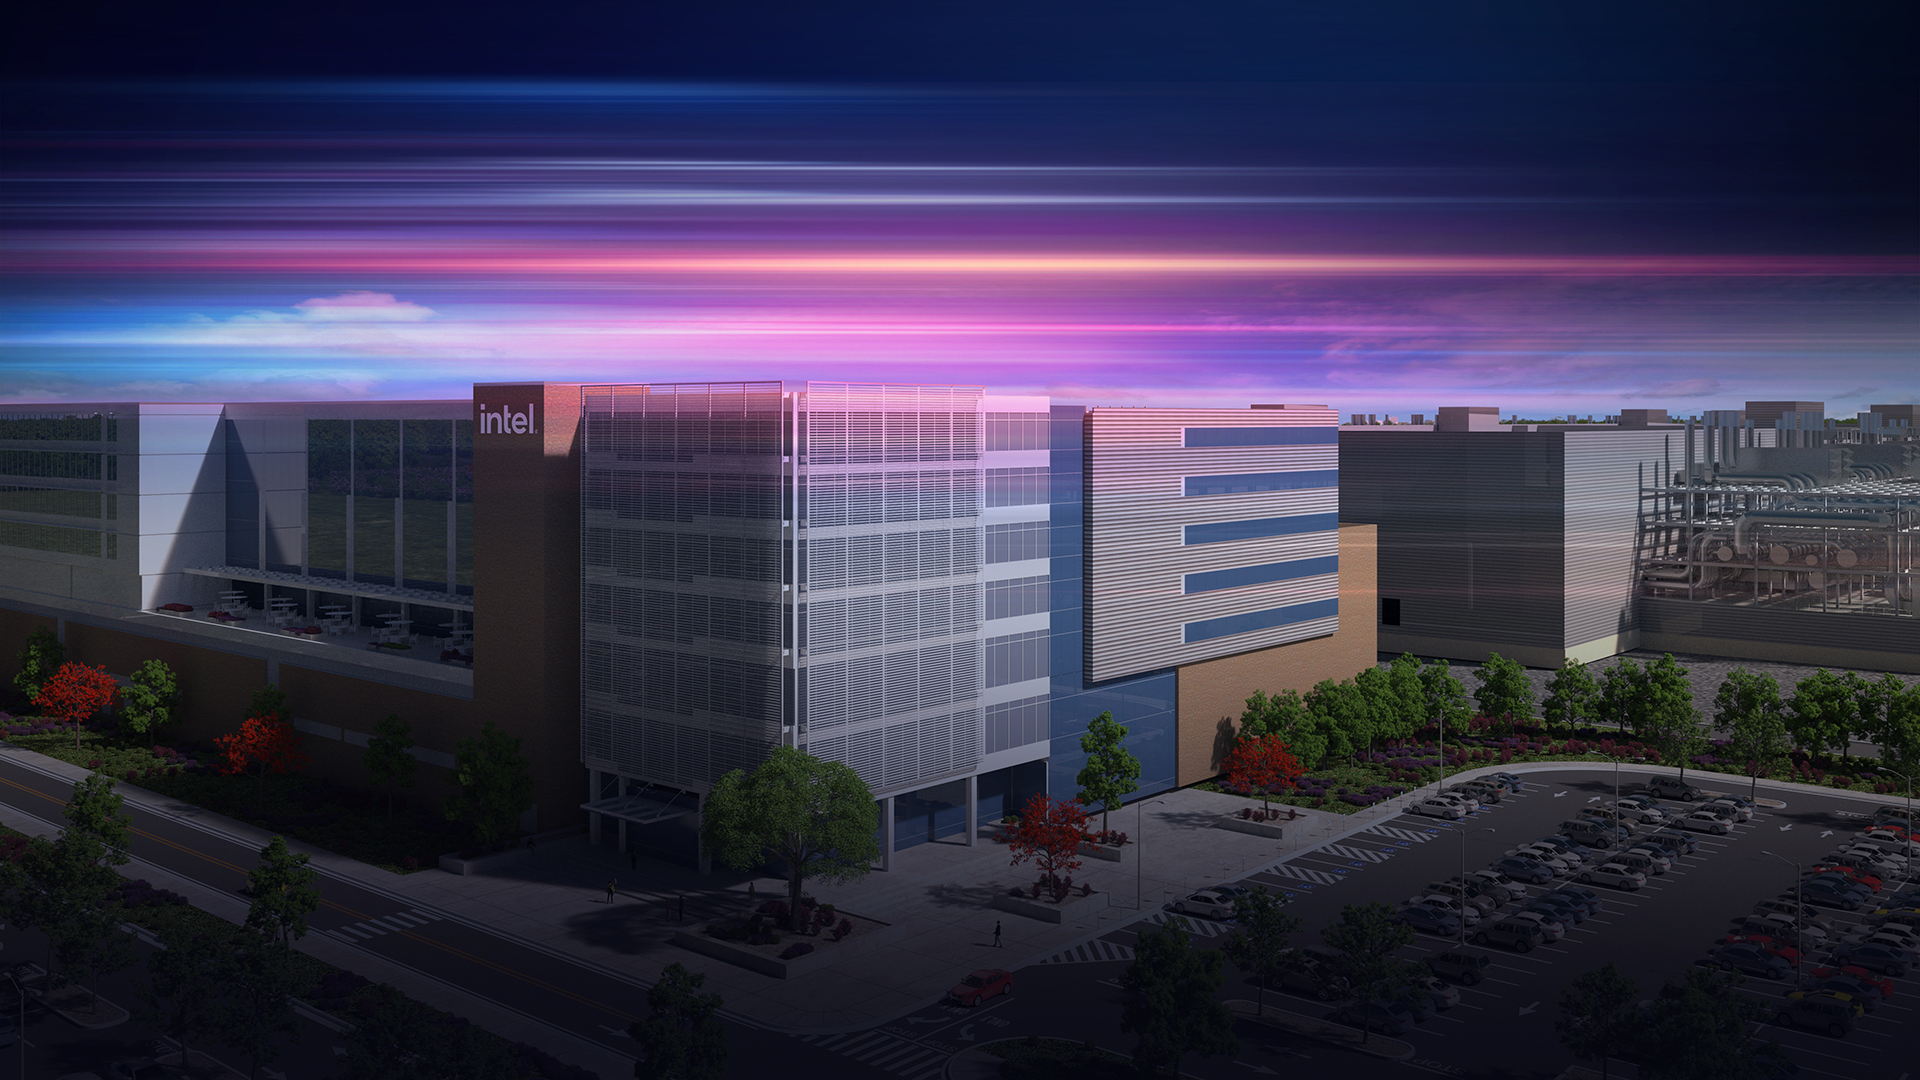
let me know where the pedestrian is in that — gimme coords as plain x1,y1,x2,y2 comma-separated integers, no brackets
748,881,756,902
630,848,637,871
993,920,1002,947
605,880,616,905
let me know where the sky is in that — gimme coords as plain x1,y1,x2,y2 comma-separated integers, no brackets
1,2,1914,418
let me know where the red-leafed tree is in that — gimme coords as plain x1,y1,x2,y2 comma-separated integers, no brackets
215,710,310,811
1222,734,1305,813
1005,792,1091,901
32,661,119,750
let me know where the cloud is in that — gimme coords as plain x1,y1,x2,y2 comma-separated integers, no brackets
292,291,436,321
1631,378,1723,399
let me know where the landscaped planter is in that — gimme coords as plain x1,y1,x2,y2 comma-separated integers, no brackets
671,911,897,979
991,887,1108,924
437,845,530,876
1077,838,1133,864
1214,813,1287,839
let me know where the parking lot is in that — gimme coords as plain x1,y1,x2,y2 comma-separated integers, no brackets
1083,767,1918,1079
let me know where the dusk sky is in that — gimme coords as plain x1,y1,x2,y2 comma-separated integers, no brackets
2,2,1913,418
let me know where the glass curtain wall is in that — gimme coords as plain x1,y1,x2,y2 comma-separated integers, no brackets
306,416,471,593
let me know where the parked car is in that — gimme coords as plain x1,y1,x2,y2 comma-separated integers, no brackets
1418,975,1461,1009
1857,828,1920,857
1457,780,1504,804
1434,790,1482,813
1610,851,1663,878
1526,897,1585,927
1579,806,1640,832
1409,895,1482,926
1486,772,1526,793
1386,984,1438,1022
946,969,1013,1006
1609,799,1669,825
1798,964,1893,1000
1709,943,1793,980
1558,819,1618,848
1326,1001,1414,1036
1858,924,1920,952
1645,830,1698,855
1722,933,1800,966
1752,898,1833,928
1821,850,1900,878
1399,904,1463,937
1507,845,1576,874
1796,976,1883,1012
1705,797,1754,822
1427,950,1492,985
1170,890,1237,919
1507,910,1566,941
1473,917,1545,953
1796,879,1866,910
1622,845,1672,873
1424,880,1499,914
1772,992,1859,1037
1489,856,1554,884
1577,863,1645,891
1271,951,1350,1000
1467,868,1529,900
1412,798,1466,821
1539,835,1597,860
1807,865,1883,892
1676,811,1732,835
1738,913,1826,945
1829,941,1911,977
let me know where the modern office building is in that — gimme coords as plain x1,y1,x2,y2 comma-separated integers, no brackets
1341,400,1920,674
1,385,1377,867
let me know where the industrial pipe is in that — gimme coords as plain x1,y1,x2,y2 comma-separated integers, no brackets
1732,511,1895,553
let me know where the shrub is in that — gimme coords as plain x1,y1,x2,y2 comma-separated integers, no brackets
748,932,777,946
831,917,853,942
779,943,815,960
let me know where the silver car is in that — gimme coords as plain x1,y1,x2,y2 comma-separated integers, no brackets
1508,910,1566,941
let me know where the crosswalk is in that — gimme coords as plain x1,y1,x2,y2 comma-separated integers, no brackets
325,907,444,941
1366,823,1439,843
1037,938,1137,964
1263,862,1346,886
1139,910,1233,938
800,1029,948,1080
1312,842,1394,863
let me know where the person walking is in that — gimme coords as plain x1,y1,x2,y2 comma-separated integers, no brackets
605,880,617,905
748,881,757,902
993,920,1002,947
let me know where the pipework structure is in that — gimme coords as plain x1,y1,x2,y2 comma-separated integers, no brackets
1636,412,1920,620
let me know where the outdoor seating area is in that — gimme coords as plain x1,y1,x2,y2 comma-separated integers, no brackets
152,590,475,668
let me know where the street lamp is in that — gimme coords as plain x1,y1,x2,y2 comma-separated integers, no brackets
1136,798,1167,911
1456,825,1498,952
1875,767,1916,884
1759,850,1804,979
1586,749,1622,812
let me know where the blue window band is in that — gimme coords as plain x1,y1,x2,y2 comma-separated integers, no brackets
1183,598,1340,644
1183,470,1339,497
1184,555,1338,595
1183,512,1339,546
1184,427,1338,448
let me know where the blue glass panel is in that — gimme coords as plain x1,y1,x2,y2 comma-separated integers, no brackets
1184,512,1339,546
1184,555,1338,594
1048,669,1178,802
1183,470,1339,497
1183,427,1338,448
1183,598,1340,643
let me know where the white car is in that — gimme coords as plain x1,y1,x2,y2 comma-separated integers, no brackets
1578,863,1646,891
1750,912,1826,942
1508,910,1566,942
1857,829,1920,857
1421,976,1461,1009
1170,890,1236,919
1413,799,1466,821
1861,923,1920,950
1827,848,1905,875
1623,846,1672,874
1677,812,1731,835
1438,787,1484,811
1705,797,1754,822
1608,800,1668,825
1410,895,1483,925
1468,869,1529,902
1840,842,1909,868
1509,845,1577,874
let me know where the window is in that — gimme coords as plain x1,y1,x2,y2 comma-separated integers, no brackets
1182,555,1337,594
1182,598,1338,644
1381,598,1401,626
1183,426,1337,448
1183,512,1338,546
985,521,1048,563
1183,470,1338,497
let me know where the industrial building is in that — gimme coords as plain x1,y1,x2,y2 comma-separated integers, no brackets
1340,401,1920,674
0,386,1377,867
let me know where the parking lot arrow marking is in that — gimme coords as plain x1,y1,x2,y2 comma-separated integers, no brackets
1554,791,1566,798
1821,830,1833,837
600,1025,627,1038
1588,796,1602,803
1518,1002,1539,1015
1779,824,1792,831
959,1024,976,1042
905,1016,946,1025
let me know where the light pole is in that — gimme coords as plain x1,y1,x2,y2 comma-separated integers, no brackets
1875,767,1916,884
1587,750,1622,845
1759,850,1804,979
1456,825,1498,952
1136,798,1166,911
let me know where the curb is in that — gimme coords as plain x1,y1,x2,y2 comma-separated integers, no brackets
1226,999,1415,1061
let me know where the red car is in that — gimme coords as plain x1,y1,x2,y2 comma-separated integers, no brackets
1808,865,1883,891
1801,964,1894,1000
1724,934,1800,966
947,968,1013,1007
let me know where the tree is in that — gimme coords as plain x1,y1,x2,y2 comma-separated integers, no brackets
1076,711,1140,834
14,775,136,999
246,835,320,953
1305,678,1374,762
140,927,231,1073
11,626,64,700
1220,885,1303,1015
119,658,183,748
1876,680,1920,779
364,713,419,823
32,660,119,749
1356,664,1417,745
1383,653,1428,737
1240,688,1325,768
1635,966,1774,1080
1319,901,1423,1038
1473,652,1536,733
629,961,728,1080
1595,658,1648,736
444,720,536,848
212,930,308,1080
1220,735,1304,813
1641,654,1704,779
1418,659,1472,738
1715,668,1788,799
250,683,290,720
1543,658,1601,734
1786,669,1854,759
1002,793,1090,900
337,984,430,1080
215,710,311,812
1555,961,1641,1080
1120,917,1239,1077
700,746,879,931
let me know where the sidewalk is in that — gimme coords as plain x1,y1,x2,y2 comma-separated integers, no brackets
0,741,1880,1074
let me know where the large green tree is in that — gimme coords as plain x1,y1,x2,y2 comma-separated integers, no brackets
1418,659,1472,738
1472,652,1536,732
1219,886,1303,1015
1555,961,1641,1080
630,961,729,1080
1076,711,1140,834
17,775,137,999
1239,689,1325,768
364,712,419,823
444,720,536,848
1634,966,1776,1080
139,927,229,1072
1640,654,1705,778
700,747,879,932
1305,678,1374,762
11,626,65,701
1874,680,1920,780
1120,917,1239,1077
1595,658,1648,736
1542,658,1601,734
1715,668,1789,799
246,835,320,954
119,658,183,747
1786,669,1855,759
1357,663,1418,744
213,929,308,1080
1319,901,1424,1036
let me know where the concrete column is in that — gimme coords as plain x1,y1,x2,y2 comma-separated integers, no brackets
880,796,895,872
588,769,602,846
966,775,978,847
